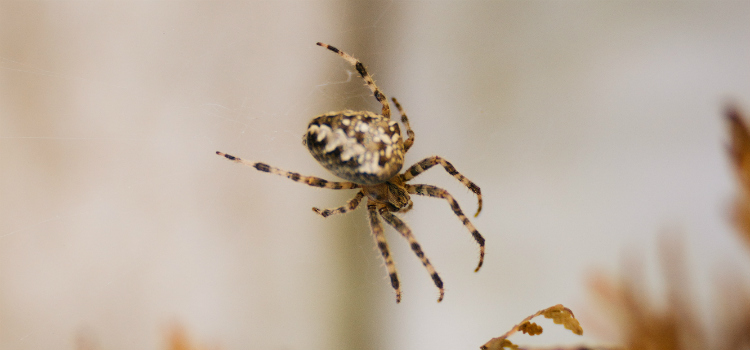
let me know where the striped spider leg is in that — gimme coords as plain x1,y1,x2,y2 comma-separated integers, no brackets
400,156,483,217
215,152,360,190
316,42,391,119
378,205,445,302
367,203,402,303
406,184,485,272
391,97,415,152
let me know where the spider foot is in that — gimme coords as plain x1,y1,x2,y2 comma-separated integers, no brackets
474,247,485,273
216,151,234,160
474,198,483,218
430,270,445,303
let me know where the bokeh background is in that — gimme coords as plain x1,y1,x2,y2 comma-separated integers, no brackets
2,2,750,350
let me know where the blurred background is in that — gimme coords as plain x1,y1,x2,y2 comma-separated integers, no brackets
2,2,750,350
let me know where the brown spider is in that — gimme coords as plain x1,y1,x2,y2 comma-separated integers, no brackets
217,42,485,303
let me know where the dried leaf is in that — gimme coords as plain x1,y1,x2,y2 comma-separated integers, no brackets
518,321,543,336
728,106,750,249
481,304,583,350
543,304,583,336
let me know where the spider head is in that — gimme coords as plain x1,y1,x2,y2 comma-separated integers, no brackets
362,179,411,211
305,110,405,185
385,182,411,210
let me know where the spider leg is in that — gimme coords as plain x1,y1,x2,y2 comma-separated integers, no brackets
407,184,485,273
317,42,391,119
312,191,365,217
216,152,360,189
400,156,482,217
378,206,445,303
391,97,415,153
367,202,402,303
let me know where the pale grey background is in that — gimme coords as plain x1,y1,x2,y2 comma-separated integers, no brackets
2,2,750,350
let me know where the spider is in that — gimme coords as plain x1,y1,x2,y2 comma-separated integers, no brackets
217,42,485,303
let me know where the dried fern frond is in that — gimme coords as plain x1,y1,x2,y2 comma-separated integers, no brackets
589,235,711,350
726,106,750,183
727,106,750,249
580,108,750,350
481,304,583,350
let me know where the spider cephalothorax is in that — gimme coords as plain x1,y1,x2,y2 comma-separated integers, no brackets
217,42,485,303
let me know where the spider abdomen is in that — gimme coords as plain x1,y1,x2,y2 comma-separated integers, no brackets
304,110,404,185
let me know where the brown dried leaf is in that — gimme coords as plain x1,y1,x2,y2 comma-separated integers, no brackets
518,321,543,336
543,304,583,336
728,106,750,249
481,304,583,350
589,236,709,350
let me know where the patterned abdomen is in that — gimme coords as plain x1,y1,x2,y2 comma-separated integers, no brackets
304,110,405,185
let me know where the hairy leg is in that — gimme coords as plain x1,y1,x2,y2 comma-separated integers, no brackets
367,202,402,303
217,151,359,189
312,191,365,217
317,42,391,119
391,97,414,152
407,184,485,272
401,156,482,217
378,207,445,302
